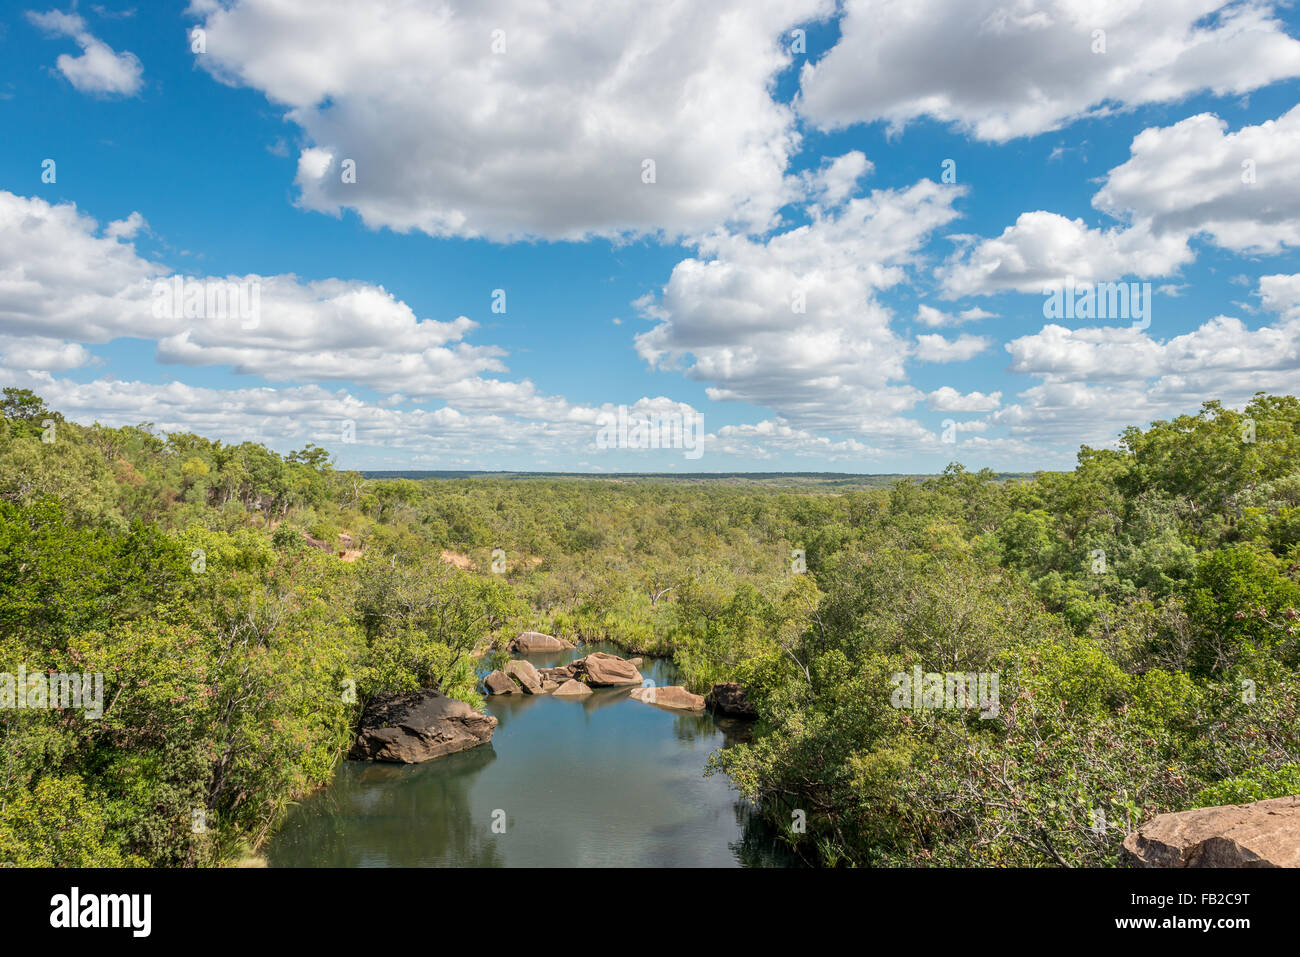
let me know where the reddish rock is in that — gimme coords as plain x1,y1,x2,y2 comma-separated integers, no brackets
552,679,592,697
484,670,520,695
1124,796,1300,867
629,685,706,712
576,652,642,687
505,659,543,694
510,632,575,653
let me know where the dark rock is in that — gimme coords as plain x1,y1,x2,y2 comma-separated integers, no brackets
705,682,758,719
348,690,496,763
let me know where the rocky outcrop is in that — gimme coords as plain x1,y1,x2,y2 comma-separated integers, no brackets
1124,796,1300,867
574,652,642,687
538,665,576,683
552,678,592,697
629,685,705,712
510,631,575,654
484,670,519,695
705,682,758,719
348,690,497,763
505,659,543,694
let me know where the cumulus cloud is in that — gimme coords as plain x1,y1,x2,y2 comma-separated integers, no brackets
0,191,517,403
940,211,1193,297
914,332,992,363
915,304,995,328
28,8,143,96
927,386,1001,412
798,0,1300,142
635,176,965,436
189,0,831,241
942,106,1300,296
994,274,1300,446
1093,106,1300,255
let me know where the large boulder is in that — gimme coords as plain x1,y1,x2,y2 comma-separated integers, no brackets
552,678,592,697
510,631,575,654
705,682,758,719
629,685,705,712
484,670,519,695
348,690,497,763
505,659,543,694
576,652,642,687
1124,796,1300,868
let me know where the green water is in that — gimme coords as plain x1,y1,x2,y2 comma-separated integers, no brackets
265,644,794,867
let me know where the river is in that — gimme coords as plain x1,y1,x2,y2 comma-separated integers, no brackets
265,643,796,867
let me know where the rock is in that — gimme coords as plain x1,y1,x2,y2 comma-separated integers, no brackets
628,657,644,667
629,685,705,711
540,680,559,693
552,679,592,697
705,682,758,719
484,670,520,695
538,665,575,683
348,690,497,763
505,659,543,694
1123,796,1300,868
577,651,643,686
510,631,574,653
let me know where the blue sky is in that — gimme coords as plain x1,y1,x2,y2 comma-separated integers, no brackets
2,1,1299,472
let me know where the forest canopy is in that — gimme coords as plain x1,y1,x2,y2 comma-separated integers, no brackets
1,387,1296,866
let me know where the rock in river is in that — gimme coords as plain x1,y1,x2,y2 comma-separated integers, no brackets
575,651,643,686
505,658,543,694
348,690,497,764
1123,795,1300,867
510,631,575,653
705,682,758,719
484,670,519,695
552,678,593,697
629,685,705,711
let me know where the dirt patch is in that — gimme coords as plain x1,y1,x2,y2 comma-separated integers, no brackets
440,549,475,570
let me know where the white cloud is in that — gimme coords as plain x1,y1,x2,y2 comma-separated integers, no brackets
927,386,1001,412
940,211,1193,297
1093,106,1300,255
915,304,995,328
190,0,831,241
635,178,965,435
28,9,143,96
798,0,1300,142
915,332,992,363
995,274,1300,445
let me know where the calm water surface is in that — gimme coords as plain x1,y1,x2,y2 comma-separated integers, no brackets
265,644,793,867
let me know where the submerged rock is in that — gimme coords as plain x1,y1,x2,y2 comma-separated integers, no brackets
552,678,593,697
575,651,643,686
484,670,519,695
510,631,575,653
1124,796,1300,867
629,685,705,712
348,690,497,764
705,682,758,719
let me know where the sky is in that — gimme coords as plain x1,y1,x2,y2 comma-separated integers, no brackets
1,0,1299,473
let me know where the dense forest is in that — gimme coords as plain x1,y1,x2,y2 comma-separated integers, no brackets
1,386,1297,867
